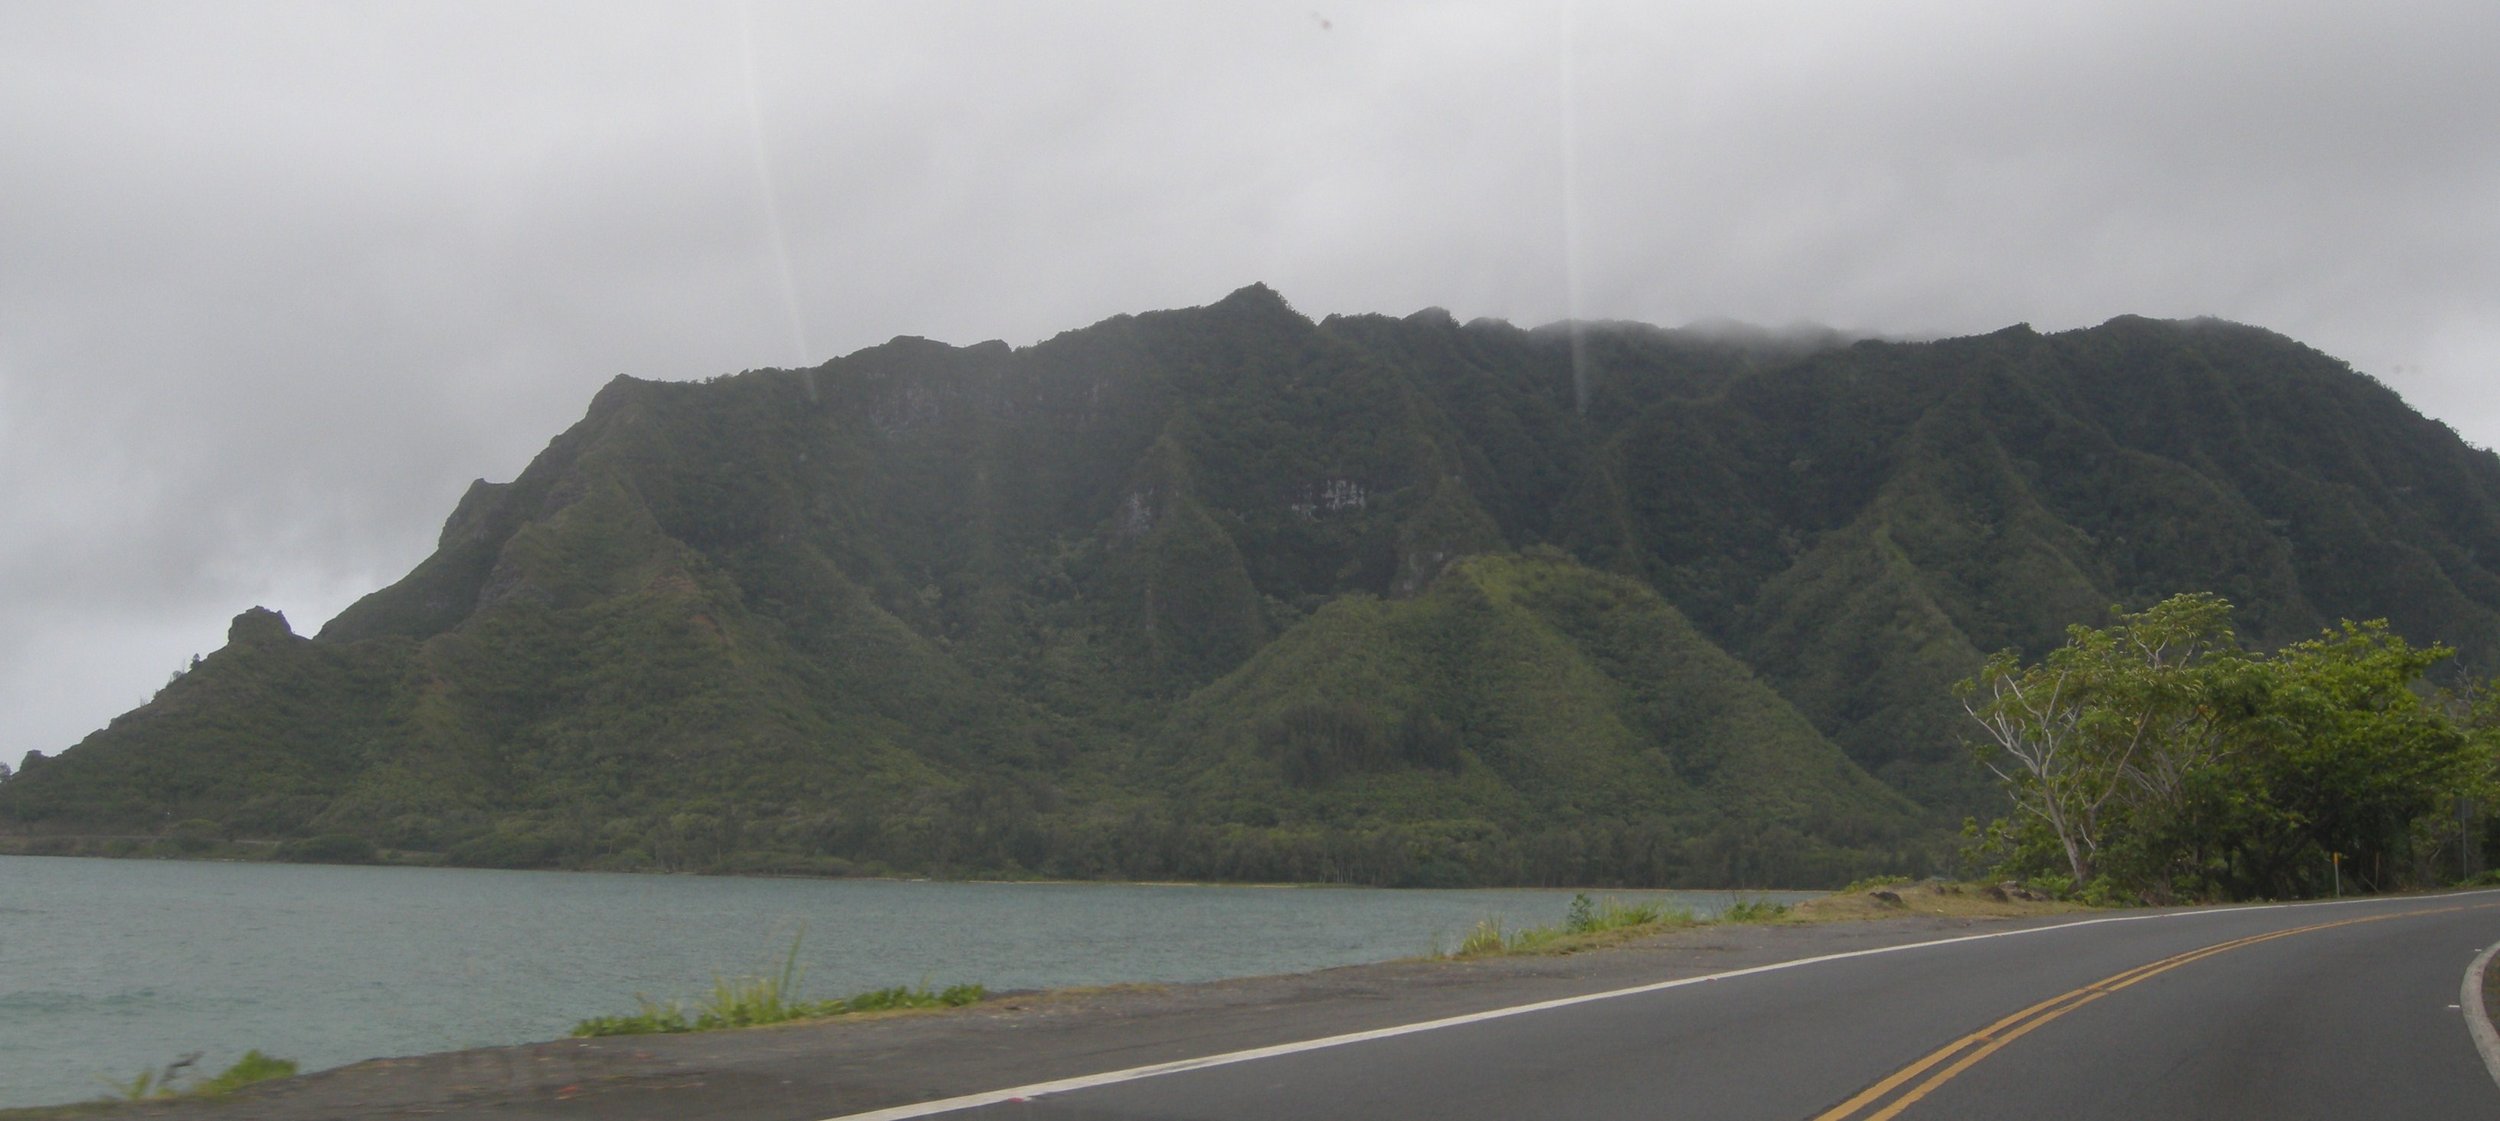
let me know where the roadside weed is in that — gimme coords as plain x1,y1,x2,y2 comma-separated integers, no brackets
573,929,984,1037
98,1050,296,1102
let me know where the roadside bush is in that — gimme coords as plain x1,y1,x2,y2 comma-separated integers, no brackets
2024,873,2076,900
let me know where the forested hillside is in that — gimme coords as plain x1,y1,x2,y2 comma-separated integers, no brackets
6,285,2496,887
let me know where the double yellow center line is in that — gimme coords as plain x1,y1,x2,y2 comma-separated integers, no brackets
1812,904,2474,1121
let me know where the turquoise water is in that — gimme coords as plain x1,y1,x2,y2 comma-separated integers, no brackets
0,855,1812,1108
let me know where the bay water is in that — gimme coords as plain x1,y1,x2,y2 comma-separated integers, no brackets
0,855,1811,1108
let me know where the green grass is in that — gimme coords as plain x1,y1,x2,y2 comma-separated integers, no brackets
571,931,984,1037
1445,894,1700,958
1439,892,1807,960
572,982,986,1037
1452,916,1511,956
97,1050,296,1102
192,1051,298,1095
1720,897,1793,922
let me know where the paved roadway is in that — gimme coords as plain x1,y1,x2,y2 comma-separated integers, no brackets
837,892,2500,1121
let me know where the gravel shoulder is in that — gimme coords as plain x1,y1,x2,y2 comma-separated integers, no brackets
17,898,2105,1121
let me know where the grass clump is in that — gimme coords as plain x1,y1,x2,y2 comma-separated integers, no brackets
1720,897,1792,922
1565,893,1676,933
572,982,983,1037
193,1051,299,1095
1446,894,1697,958
572,931,983,1037
1453,917,1511,957
99,1050,297,1102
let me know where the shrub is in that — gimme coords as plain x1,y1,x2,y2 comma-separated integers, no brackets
1454,917,1509,957
194,1050,298,1095
1721,898,1792,922
2025,873,2077,900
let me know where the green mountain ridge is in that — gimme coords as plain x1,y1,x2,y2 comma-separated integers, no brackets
6,286,2496,887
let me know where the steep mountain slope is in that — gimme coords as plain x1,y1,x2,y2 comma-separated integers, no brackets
1148,554,1919,886
6,287,2496,885
1520,320,2500,809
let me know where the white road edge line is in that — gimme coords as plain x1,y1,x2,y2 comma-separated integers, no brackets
2462,936,2500,1094
819,888,2500,1121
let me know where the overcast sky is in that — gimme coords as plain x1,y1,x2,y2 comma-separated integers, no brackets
4,0,2496,770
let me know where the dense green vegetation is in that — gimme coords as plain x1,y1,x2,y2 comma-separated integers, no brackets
1963,594,2494,901
6,286,2498,888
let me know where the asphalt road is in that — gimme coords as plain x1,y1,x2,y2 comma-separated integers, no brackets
846,892,2500,1121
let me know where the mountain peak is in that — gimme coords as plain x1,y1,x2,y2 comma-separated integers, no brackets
226,606,294,646
1209,282,1301,320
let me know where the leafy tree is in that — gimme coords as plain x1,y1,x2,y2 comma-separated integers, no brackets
1966,596,2490,900
1956,593,2237,883
2219,622,2474,896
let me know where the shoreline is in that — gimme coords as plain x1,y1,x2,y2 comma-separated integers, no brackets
0,844,1838,894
